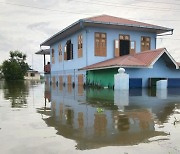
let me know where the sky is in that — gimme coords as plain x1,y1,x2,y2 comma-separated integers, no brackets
1,0,180,73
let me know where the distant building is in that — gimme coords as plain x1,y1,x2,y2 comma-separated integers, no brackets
36,14,180,88
24,69,40,80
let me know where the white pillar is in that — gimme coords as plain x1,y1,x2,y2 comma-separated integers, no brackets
114,68,129,90
114,90,129,111
156,80,168,90
156,89,167,99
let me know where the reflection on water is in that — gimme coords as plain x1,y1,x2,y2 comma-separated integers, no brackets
0,80,179,152
2,80,41,108
37,84,180,150
3,81,29,108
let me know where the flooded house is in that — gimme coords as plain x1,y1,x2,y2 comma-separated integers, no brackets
36,15,180,88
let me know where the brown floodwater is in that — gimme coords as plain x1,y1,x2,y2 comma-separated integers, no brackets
0,80,180,154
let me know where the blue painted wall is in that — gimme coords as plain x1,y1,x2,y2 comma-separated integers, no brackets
126,55,180,87
49,26,156,84
86,27,156,65
50,29,87,72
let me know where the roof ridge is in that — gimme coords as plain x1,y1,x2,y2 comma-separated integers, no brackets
134,48,165,55
83,14,106,20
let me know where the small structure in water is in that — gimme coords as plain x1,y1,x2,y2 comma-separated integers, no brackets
24,69,40,80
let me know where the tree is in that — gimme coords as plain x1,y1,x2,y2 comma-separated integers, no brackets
2,50,29,80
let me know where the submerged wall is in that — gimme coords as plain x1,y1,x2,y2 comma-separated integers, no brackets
87,56,180,88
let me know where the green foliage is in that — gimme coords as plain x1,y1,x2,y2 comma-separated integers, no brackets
2,50,29,80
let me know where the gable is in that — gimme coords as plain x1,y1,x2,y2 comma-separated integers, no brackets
153,52,178,69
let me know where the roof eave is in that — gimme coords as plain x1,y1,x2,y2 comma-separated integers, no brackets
80,65,148,71
83,20,173,34
40,19,83,46
40,18,172,46
35,49,50,55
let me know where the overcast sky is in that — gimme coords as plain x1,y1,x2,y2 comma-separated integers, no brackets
1,0,180,72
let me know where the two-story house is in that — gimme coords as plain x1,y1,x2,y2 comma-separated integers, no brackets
37,15,180,88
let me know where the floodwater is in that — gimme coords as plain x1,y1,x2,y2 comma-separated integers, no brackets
0,81,180,154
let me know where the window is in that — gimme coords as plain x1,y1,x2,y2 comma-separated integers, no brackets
130,41,136,54
78,34,83,58
64,40,73,60
95,32,106,56
52,48,55,64
141,36,151,51
58,44,62,62
119,34,130,56
64,46,67,60
30,73,35,77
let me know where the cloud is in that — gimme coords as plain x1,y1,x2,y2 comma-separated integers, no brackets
0,0,180,71
27,22,58,36
6,0,60,8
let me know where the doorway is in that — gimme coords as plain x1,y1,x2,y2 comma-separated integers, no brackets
120,40,130,56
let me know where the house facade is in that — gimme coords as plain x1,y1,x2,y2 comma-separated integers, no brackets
24,69,40,80
38,15,180,88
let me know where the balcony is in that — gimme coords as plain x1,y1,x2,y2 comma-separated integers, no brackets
44,64,51,74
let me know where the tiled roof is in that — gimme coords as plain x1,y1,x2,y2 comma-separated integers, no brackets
80,48,166,70
83,15,171,31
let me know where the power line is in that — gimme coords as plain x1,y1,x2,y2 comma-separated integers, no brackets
0,1,94,16
70,0,180,12
1,1,180,22
157,37,180,41
133,0,180,6
1,0,180,14
91,0,180,6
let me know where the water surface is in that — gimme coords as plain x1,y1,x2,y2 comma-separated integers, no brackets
0,81,180,154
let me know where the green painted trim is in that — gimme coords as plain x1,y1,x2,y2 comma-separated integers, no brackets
87,68,118,88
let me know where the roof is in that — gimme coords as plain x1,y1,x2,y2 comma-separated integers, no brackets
80,48,179,70
35,49,50,55
41,15,173,46
84,15,171,31
27,69,39,73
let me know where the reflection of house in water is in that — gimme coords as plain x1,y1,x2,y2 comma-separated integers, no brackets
44,82,51,105
35,84,180,150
